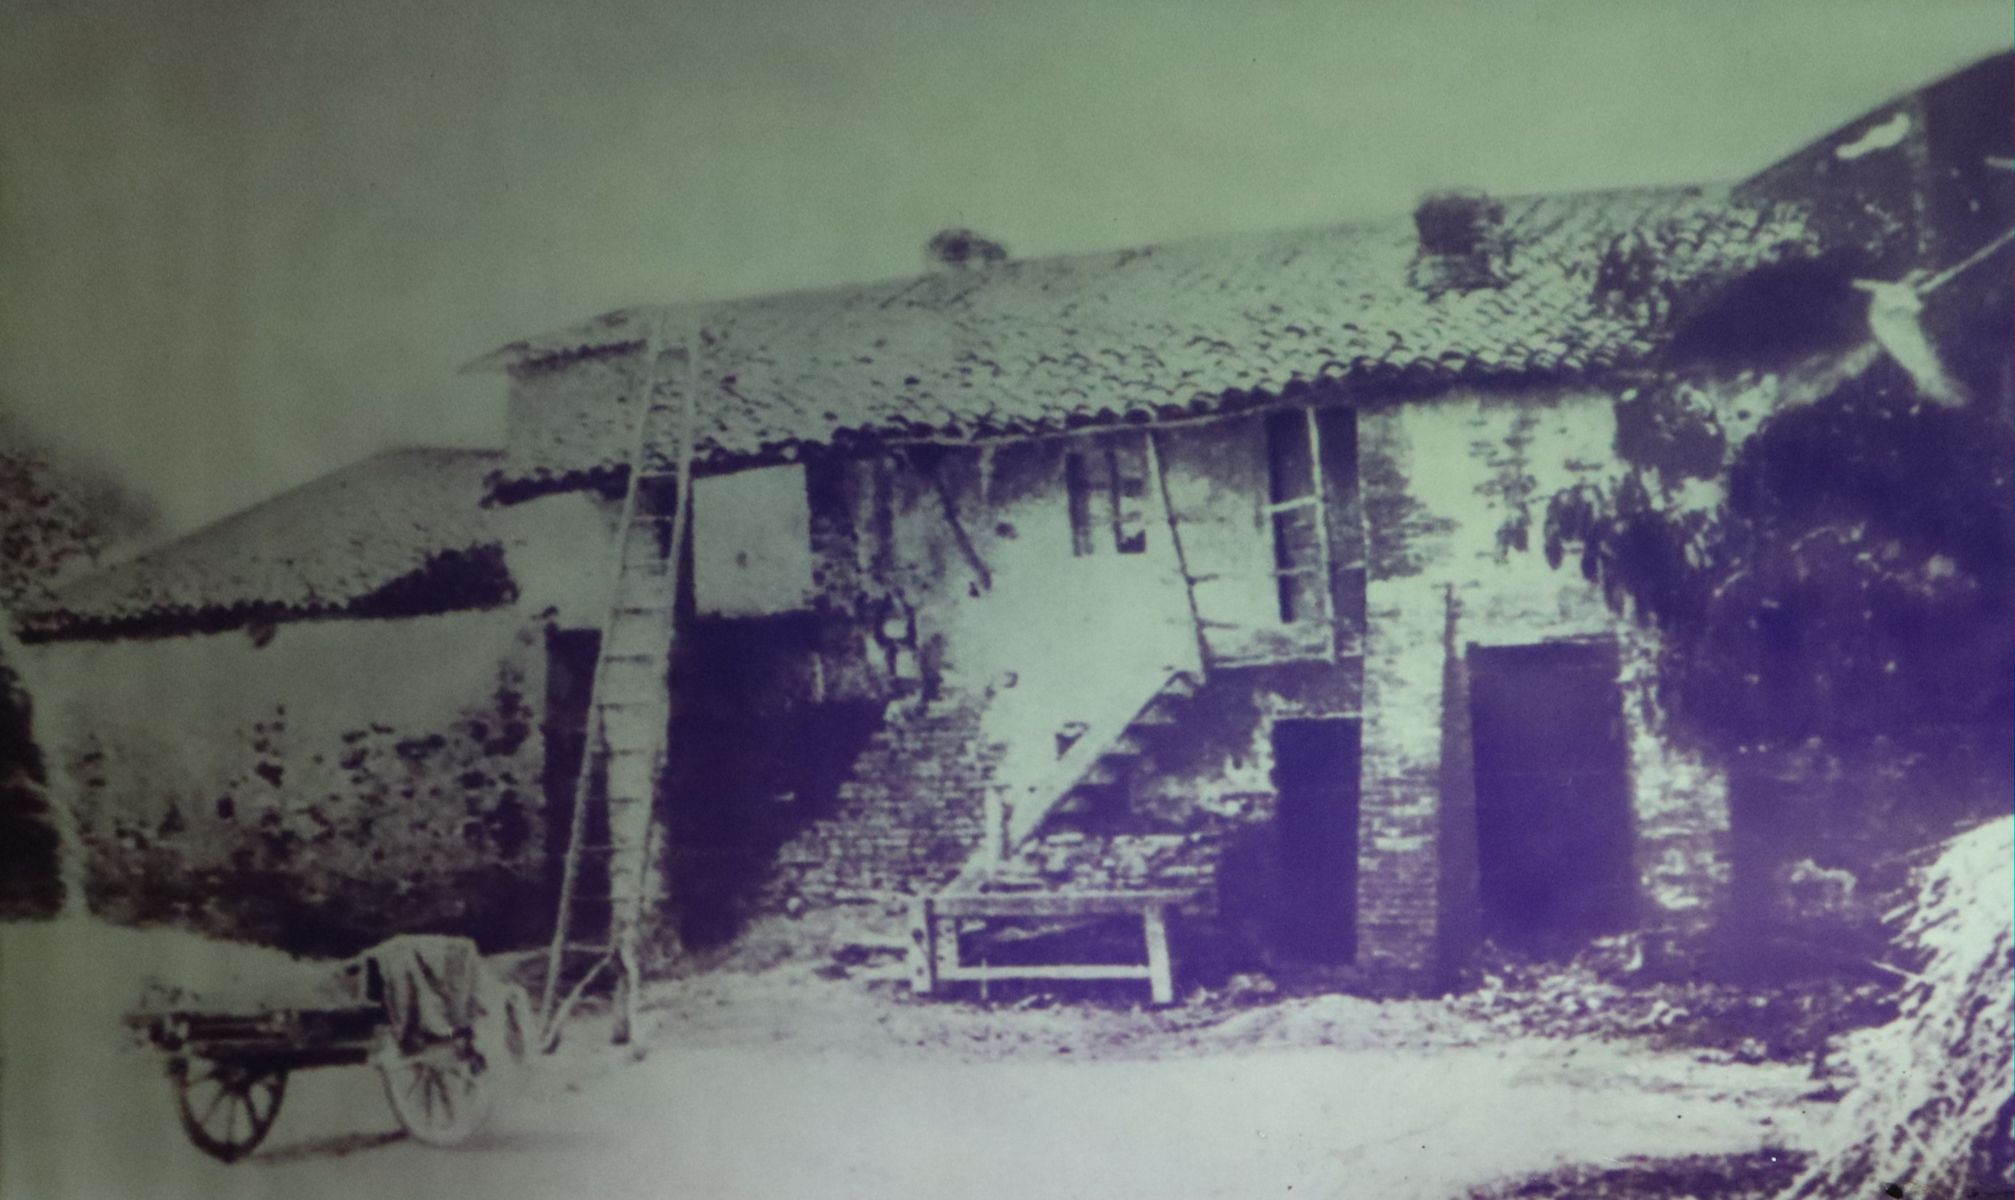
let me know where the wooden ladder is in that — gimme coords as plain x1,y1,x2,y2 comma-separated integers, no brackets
537,318,698,1050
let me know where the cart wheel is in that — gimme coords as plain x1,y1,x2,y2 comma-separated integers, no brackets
172,1058,287,1163
378,1040,497,1147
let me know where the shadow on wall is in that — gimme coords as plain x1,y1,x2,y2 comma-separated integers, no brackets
668,700,887,949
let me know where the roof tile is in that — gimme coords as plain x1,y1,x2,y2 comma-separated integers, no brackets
19,448,510,640
474,185,1817,489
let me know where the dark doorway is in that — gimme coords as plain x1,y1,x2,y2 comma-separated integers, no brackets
542,627,608,938
1468,641,1637,951
670,698,884,948
1271,717,1360,961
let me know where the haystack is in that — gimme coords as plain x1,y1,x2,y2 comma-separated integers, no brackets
1787,815,2013,1199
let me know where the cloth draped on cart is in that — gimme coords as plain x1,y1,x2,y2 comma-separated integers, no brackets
358,935,530,1062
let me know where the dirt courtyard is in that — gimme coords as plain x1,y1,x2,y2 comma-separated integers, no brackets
2,914,1823,1200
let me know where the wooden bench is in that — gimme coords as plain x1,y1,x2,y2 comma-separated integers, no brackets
908,889,1185,1005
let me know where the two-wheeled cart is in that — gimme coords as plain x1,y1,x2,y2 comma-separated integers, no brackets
126,942,527,1163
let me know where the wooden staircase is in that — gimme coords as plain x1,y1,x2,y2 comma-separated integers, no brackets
978,668,1202,864
912,668,1205,1005
538,322,697,1049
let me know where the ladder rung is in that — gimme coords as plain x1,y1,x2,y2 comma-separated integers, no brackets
602,652,662,663
598,665,667,683
612,604,676,616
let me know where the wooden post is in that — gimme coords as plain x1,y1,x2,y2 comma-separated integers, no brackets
1147,429,1211,673
983,788,1013,865
908,896,939,995
611,937,641,1045
1303,406,1340,660
1144,905,1174,1006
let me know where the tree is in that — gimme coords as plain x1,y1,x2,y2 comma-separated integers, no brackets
0,408,160,919
0,412,159,611
1544,355,2014,835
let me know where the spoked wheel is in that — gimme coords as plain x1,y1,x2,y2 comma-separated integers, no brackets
377,1039,499,1147
172,1057,288,1163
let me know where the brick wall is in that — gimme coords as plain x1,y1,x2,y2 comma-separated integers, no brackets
1356,577,1451,983
980,662,1365,942
1355,384,1723,989
1617,621,1730,929
996,829,1234,917
765,689,1002,905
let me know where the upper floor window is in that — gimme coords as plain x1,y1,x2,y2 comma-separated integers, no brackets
1065,433,1149,556
691,463,815,616
1266,410,1325,622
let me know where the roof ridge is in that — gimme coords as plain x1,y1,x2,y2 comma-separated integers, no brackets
464,179,1735,373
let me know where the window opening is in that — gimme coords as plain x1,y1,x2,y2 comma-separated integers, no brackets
1108,440,1148,554
1066,433,1150,555
1265,408,1334,629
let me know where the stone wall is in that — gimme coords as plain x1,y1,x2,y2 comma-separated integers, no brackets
21,610,553,954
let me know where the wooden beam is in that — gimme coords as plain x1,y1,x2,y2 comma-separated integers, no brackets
907,896,939,995
921,449,993,591
931,889,1192,918
939,964,1153,983
1304,405,1340,660
1144,906,1174,1005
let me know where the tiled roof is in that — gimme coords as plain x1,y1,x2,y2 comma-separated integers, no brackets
16,448,515,641
471,184,1819,490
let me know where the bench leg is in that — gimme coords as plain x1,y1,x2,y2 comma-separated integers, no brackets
1143,906,1174,1006
908,897,938,995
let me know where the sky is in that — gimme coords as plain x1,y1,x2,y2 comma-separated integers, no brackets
1,0,2009,534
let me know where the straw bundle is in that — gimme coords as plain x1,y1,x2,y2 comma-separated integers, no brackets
1787,815,2013,1199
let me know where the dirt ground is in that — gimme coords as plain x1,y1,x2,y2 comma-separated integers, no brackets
2,913,1828,1200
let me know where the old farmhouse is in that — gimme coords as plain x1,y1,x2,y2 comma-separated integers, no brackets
17,53,2010,996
